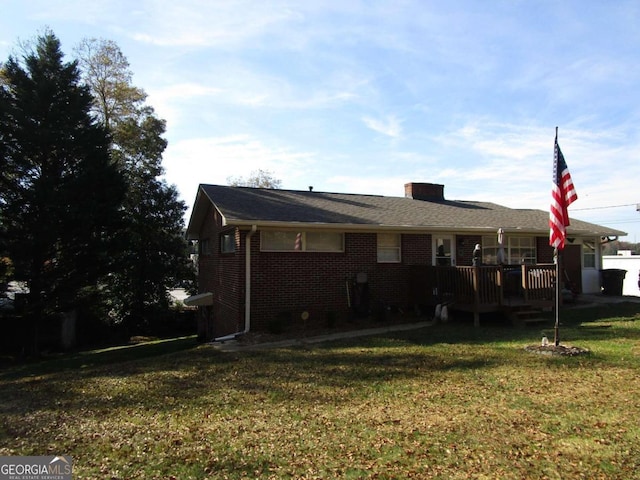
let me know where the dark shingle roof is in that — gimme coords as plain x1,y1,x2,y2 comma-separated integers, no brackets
187,184,626,238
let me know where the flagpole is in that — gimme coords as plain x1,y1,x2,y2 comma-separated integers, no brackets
554,247,560,346
550,125,577,347
554,126,560,346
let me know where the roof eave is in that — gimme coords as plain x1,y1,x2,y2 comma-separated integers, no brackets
227,220,614,237
186,186,228,240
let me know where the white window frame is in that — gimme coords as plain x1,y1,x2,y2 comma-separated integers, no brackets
481,235,536,265
378,233,401,263
220,231,236,253
582,240,596,269
433,235,455,266
481,235,499,265
261,231,344,252
510,236,536,264
261,231,299,251
305,231,344,252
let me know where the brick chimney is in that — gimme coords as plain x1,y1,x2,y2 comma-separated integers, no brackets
404,182,444,201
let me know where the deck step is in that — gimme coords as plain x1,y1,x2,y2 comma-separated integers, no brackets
508,306,550,326
513,309,543,317
520,317,549,324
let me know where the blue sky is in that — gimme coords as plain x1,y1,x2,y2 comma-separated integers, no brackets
2,0,640,241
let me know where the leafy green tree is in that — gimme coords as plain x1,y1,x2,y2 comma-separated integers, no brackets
602,240,640,256
227,168,283,188
0,32,125,354
74,38,146,129
75,38,195,333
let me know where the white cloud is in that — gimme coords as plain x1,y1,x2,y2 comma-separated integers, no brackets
362,115,402,138
324,175,409,197
5,0,639,239
150,82,223,101
430,121,640,232
129,0,301,47
163,134,316,209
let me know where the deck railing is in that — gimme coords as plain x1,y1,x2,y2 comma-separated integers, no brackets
409,264,556,313
522,265,556,305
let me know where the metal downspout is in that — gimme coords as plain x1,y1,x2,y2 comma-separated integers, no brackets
212,225,257,343
244,225,257,333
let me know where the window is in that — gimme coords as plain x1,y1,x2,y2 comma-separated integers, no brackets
510,237,536,264
199,238,211,256
261,231,299,251
583,241,596,268
306,232,344,252
481,236,499,265
434,237,453,265
480,235,536,264
378,233,401,263
220,232,236,253
261,231,343,252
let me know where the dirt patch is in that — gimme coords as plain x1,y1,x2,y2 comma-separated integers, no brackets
524,344,590,356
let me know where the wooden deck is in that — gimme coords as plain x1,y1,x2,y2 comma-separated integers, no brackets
409,264,556,326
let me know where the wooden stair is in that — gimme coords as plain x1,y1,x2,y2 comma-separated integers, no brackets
505,305,550,326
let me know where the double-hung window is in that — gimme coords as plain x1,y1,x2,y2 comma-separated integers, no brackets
583,241,596,268
377,233,401,263
220,232,236,253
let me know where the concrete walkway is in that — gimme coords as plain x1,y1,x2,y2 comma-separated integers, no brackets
208,320,434,352
569,293,640,307
208,293,640,352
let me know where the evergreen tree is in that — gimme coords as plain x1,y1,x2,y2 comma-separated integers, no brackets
0,32,125,354
75,38,195,333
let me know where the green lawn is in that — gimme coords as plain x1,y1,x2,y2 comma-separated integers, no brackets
1,304,639,479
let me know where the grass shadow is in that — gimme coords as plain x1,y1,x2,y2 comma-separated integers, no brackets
0,335,200,381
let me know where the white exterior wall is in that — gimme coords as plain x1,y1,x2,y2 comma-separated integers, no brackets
579,238,604,295
582,269,602,294
602,252,640,297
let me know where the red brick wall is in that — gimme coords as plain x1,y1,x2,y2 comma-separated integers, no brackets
537,237,555,263
247,232,436,331
196,224,436,336
196,206,244,339
455,235,482,266
197,215,555,337
404,182,444,201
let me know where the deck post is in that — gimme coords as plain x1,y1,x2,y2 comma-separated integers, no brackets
554,249,561,346
521,265,528,303
473,266,480,327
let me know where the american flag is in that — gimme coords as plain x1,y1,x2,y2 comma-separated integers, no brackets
549,133,578,250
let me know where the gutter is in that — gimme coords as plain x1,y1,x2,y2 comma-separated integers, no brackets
225,221,625,239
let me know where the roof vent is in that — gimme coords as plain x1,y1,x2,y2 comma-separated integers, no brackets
404,182,444,201
308,186,314,192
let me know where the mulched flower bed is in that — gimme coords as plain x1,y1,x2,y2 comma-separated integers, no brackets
524,344,590,356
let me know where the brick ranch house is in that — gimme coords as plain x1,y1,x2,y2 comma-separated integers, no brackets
185,182,625,341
